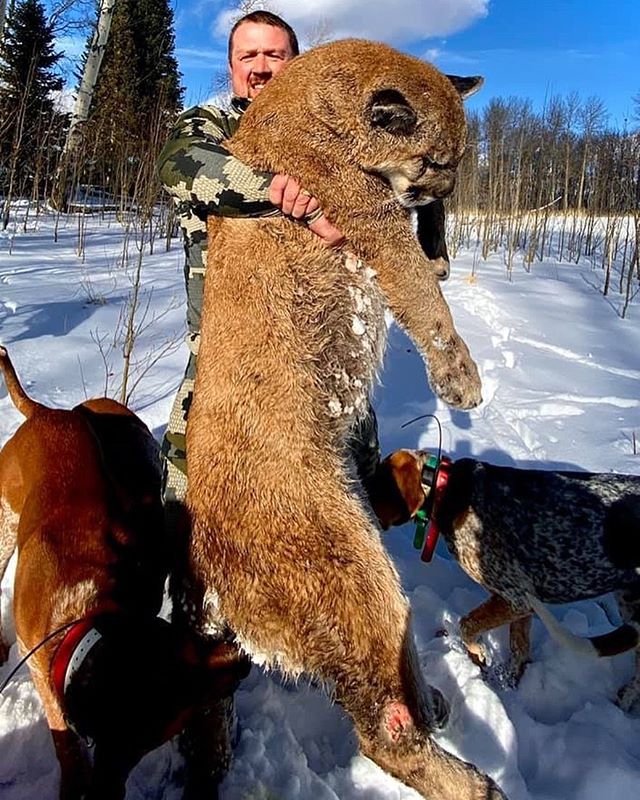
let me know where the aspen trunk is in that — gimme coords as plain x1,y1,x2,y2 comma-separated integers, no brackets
52,0,117,207
64,0,116,157
0,1,8,41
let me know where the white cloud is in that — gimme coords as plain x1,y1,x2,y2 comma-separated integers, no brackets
52,87,75,114
215,0,488,45
56,36,85,59
422,47,444,62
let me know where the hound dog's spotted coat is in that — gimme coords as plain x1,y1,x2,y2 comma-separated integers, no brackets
375,451,640,710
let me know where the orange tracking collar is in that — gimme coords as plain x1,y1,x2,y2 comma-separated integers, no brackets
51,617,103,705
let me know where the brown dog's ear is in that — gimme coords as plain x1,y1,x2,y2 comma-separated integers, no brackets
445,75,484,100
368,88,417,135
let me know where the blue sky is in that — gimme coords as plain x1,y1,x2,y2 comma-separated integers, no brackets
172,0,640,129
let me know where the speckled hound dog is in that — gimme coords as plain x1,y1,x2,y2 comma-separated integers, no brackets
376,450,640,710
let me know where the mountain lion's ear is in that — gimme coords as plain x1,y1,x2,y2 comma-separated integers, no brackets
445,75,484,100
368,88,417,135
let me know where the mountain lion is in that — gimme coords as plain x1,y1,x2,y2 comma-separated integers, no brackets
187,39,504,800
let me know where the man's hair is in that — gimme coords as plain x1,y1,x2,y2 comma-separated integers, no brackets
228,11,300,63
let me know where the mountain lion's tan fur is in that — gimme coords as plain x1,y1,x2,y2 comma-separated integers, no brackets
187,40,504,799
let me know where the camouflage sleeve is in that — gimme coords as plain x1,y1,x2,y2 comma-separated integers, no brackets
157,104,277,218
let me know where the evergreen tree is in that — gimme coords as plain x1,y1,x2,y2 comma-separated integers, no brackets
0,0,64,199
81,0,183,193
0,0,62,114
88,0,139,147
129,0,183,122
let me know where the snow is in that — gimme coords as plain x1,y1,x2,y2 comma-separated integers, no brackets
1,208,639,799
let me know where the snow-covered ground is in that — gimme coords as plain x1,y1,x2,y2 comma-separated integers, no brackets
1,209,639,800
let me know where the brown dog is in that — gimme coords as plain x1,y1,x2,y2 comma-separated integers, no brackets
0,346,249,800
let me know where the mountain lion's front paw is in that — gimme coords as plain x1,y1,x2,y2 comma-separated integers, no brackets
428,335,482,409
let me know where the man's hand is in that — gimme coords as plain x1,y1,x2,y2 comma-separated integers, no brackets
269,173,345,247
269,173,319,218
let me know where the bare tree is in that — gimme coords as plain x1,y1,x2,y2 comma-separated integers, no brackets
47,0,93,32
303,17,334,47
50,0,116,209
61,0,116,161
633,89,640,128
2,56,36,229
576,95,607,211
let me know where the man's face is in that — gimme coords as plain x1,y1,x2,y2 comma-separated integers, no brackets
229,22,294,100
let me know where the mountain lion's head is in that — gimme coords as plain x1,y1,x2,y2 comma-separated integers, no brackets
233,39,482,211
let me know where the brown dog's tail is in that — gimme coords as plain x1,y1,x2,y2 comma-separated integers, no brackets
527,594,640,658
0,345,44,418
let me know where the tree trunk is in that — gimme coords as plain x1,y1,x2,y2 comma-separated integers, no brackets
52,0,117,207
577,140,589,212
0,0,8,42
65,0,116,156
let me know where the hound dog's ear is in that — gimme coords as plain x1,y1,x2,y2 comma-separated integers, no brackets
368,450,426,530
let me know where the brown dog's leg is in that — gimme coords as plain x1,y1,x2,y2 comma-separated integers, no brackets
29,668,90,800
179,696,236,800
89,745,140,800
166,497,238,800
460,594,527,668
0,499,17,663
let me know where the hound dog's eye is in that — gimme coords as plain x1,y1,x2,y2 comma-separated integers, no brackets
368,89,417,135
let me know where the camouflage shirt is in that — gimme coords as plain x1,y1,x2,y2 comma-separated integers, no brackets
158,96,279,338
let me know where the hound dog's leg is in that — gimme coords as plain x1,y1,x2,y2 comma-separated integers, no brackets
615,587,640,712
459,594,527,669
508,615,533,682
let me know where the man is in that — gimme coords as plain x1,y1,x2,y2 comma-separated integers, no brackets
157,10,450,794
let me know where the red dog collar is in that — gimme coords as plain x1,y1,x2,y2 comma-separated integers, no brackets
51,618,103,704
413,456,452,562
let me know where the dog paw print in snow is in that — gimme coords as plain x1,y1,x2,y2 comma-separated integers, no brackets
1,299,17,314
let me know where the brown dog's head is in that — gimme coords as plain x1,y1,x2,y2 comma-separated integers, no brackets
60,615,251,754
